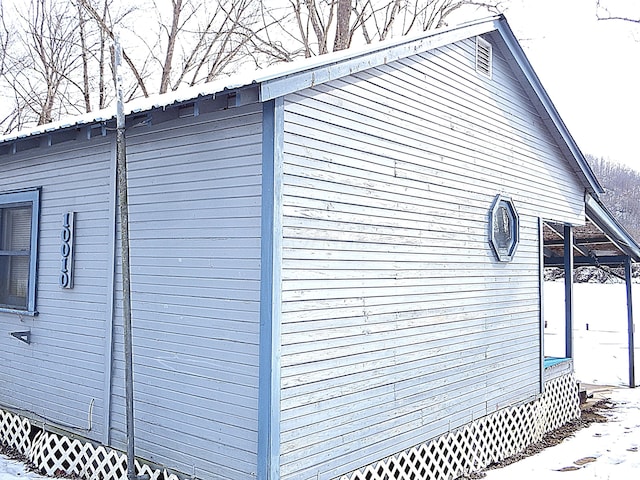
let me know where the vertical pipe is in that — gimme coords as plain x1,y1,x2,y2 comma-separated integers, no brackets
625,257,636,388
115,37,137,480
103,133,118,446
538,218,545,393
564,225,574,359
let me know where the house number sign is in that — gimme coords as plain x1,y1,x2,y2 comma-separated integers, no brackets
60,212,75,288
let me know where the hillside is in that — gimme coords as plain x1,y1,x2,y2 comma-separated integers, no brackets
587,155,640,242
552,155,640,282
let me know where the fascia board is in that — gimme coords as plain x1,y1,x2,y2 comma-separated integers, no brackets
259,17,501,101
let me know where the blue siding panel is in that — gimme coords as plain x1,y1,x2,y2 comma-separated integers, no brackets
278,37,586,479
0,141,114,441
108,104,263,479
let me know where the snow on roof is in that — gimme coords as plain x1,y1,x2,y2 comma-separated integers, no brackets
0,14,606,201
0,76,246,144
0,15,502,146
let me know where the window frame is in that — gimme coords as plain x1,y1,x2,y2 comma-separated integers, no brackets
0,189,40,314
489,194,519,262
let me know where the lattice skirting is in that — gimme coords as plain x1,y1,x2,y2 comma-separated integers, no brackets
2,372,579,480
339,372,580,480
0,409,179,480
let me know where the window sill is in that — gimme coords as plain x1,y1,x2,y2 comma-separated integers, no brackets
0,307,38,316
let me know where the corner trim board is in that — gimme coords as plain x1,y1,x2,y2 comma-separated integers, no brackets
258,97,284,480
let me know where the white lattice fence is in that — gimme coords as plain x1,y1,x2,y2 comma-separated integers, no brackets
1,372,580,480
340,372,580,480
1,410,180,480
0,408,32,456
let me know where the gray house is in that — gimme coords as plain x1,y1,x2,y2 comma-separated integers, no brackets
0,14,634,480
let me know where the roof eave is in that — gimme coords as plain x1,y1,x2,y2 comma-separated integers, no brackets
259,16,502,101
586,194,640,262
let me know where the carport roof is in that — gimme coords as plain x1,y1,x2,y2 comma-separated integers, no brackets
544,195,640,265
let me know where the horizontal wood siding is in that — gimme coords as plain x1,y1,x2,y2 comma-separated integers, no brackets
279,37,585,479
0,140,113,440
107,104,263,479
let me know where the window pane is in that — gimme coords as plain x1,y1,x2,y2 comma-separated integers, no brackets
6,206,32,250
8,256,29,308
494,205,512,249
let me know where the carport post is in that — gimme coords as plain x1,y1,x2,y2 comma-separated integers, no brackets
564,225,574,358
625,256,635,388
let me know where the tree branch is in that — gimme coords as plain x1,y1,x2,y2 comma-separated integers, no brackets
77,0,149,97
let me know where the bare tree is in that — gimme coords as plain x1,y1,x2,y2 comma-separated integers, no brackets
334,0,353,51
597,0,640,24
0,1,9,76
79,0,267,95
77,0,149,97
76,1,92,112
278,0,501,58
164,0,262,88
158,0,184,94
1,0,84,126
0,0,503,134
97,0,112,109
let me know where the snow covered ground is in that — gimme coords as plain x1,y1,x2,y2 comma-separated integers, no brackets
0,455,46,480
2,282,639,480
483,282,640,479
484,386,640,479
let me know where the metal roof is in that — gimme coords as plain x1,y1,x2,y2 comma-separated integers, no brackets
0,14,602,197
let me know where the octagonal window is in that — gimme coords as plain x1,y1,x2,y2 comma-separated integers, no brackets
490,195,519,262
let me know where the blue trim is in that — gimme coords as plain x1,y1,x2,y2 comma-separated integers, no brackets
538,218,545,393
260,18,500,101
624,257,636,388
564,225,574,359
28,188,40,313
0,188,40,314
258,98,283,480
543,357,569,369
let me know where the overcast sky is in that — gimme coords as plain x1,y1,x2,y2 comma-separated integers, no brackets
499,0,640,170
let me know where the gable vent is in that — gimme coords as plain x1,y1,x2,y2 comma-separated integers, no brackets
476,36,492,78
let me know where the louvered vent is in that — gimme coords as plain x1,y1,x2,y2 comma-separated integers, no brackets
476,36,492,78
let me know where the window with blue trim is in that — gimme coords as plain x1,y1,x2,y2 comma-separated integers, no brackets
489,194,519,262
0,189,40,313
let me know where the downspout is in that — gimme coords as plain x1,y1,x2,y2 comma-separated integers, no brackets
115,37,138,480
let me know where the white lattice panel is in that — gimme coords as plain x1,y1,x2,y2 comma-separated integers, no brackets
340,373,580,480
1,409,180,480
1,372,580,480
0,409,32,456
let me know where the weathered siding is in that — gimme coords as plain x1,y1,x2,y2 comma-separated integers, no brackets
107,103,263,479
0,139,114,441
1,102,264,479
279,36,585,479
